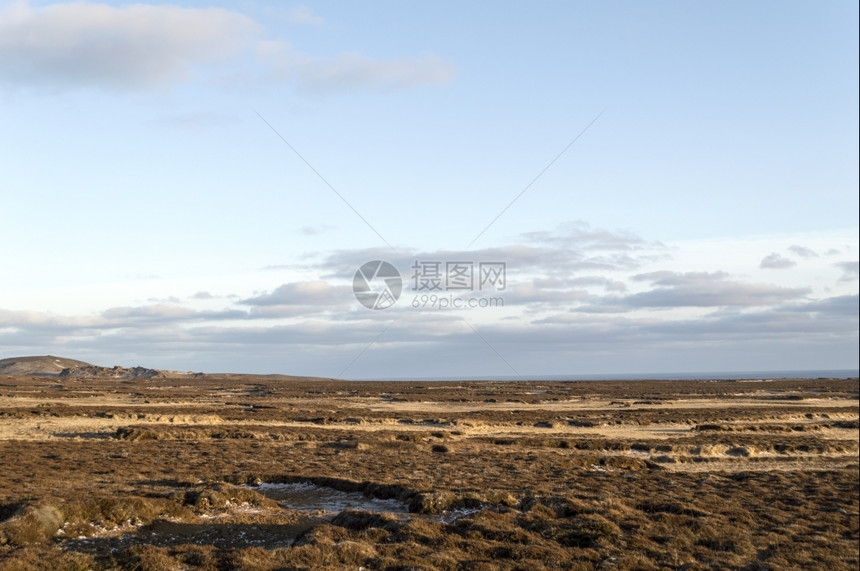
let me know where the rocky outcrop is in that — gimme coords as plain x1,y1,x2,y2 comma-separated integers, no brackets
58,365,162,379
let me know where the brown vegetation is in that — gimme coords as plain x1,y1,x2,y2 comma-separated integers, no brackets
0,374,857,569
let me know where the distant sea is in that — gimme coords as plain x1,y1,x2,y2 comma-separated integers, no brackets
359,369,859,381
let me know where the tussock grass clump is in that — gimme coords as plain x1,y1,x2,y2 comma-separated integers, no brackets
330,509,399,531
65,496,190,529
179,483,278,512
556,514,622,548
0,504,63,546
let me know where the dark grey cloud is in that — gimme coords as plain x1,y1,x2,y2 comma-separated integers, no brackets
318,224,668,282
521,221,664,251
788,245,818,258
2,221,854,377
535,276,627,292
101,304,247,324
539,294,858,339
835,261,859,282
760,253,796,269
631,270,728,286
240,281,351,307
623,271,808,308
501,284,591,305
299,224,335,236
786,294,858,316
570,303,629,314
3,291,856,377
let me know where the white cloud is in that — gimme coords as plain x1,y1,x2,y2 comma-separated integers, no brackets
284,5,323,26
0,1,456,92
0,1,260,90
261,44,457,92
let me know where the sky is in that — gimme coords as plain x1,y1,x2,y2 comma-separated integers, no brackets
0,0,858,378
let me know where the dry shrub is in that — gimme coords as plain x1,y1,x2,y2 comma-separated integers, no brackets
0,503,23,523
393,518,447,545
520,495,597,518
123,544,180,571
476,489,518,506
557,514,622,548
637,500,709,518
224,547,284,571
0,545,95,570
614,552,661,570
87,497,187,525
326,440,367,450
408,491,458,514
330,509,398,531
453,509,535,544
293,523,352,547
172,544,219,571
279,538,379,569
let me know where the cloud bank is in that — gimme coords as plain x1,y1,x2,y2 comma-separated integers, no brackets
2,224,856,377
0,1,456,92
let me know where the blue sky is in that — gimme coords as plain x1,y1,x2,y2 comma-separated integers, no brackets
1,0,857,377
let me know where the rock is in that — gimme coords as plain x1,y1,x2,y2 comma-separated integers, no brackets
0,504,64,545
59,365,161,379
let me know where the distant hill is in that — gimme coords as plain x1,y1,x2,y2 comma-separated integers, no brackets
0,355,335,382
0,356,162,379
0,355,94,377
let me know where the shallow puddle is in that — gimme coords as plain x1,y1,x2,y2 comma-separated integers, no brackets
251,482,409,515
248,482,480,523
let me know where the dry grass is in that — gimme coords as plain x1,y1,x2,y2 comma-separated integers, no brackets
0,375,857,569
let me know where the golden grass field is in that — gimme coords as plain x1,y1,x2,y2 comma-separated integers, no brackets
0,374,857,570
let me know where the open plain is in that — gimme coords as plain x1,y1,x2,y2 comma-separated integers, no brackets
0,372,857,570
